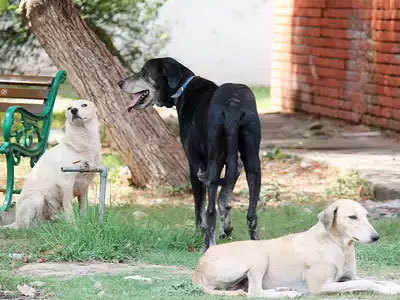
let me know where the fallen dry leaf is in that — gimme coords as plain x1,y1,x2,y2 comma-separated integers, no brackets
17,284,38,297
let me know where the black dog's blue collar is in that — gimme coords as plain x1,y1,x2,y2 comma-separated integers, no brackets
171,76,195,99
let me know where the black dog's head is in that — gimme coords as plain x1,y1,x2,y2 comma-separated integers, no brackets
118,57,194,111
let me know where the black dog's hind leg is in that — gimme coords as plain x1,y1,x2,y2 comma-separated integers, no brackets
218,158,243,239
217,117,243,239
239,125,261,240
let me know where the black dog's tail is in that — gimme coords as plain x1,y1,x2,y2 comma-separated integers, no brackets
219,97,243,186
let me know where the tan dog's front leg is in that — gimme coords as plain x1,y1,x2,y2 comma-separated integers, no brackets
320,279,400,295
62,183,75,223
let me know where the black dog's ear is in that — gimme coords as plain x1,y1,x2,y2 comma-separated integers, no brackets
318,204,338,231
162,61,182,89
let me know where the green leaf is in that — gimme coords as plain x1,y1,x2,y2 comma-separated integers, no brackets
0,0,8,14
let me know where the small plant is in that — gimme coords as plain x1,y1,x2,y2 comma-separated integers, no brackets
264,147,290,160
162,182,192,196
324,171,373,200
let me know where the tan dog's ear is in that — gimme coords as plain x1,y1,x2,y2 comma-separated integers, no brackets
318,204,338,230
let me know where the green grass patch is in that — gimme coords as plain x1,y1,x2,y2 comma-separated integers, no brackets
250,85,271,112
0,204,399,299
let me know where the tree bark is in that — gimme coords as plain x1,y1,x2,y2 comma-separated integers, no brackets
20,0,189,187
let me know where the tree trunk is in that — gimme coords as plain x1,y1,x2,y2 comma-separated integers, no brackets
20,0,189,187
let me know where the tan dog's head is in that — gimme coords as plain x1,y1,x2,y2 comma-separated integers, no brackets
65,100,97,126
318,199,379,244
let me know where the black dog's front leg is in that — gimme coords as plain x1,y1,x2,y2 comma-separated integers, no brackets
190,166,206,231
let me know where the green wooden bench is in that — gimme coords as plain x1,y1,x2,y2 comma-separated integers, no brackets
0,70,66,212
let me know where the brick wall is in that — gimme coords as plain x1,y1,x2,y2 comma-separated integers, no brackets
271,0,400,131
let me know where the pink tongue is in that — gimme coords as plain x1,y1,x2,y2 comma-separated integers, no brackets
127,93,142,112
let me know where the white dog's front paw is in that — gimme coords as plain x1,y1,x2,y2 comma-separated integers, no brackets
79,160,90,170
379,282,400,294
284,290,303,298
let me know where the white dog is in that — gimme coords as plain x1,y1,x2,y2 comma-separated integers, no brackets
6,100,100,228
193,199,400,297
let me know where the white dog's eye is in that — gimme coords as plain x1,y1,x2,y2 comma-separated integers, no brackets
67,107,72,110
81,104,87,108
349,215,358,220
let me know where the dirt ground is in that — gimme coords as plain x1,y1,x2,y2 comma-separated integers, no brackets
96,111,382,208
1,111,394,210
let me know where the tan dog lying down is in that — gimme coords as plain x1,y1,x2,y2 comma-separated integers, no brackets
6,100,100,229
193,199,400,297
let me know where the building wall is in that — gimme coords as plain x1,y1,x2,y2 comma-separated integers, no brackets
159,0,273,86
272,0,400,130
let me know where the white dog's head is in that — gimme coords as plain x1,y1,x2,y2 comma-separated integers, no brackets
318,199,379,244
65,100,97,126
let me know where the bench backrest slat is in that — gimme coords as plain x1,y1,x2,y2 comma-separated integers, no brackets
0,87,49,100
0,103,44,114
0,75,53,86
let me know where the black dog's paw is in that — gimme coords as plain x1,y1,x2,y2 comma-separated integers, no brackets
219,227,233,240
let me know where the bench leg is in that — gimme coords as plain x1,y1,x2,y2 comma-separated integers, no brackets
0,154,15,212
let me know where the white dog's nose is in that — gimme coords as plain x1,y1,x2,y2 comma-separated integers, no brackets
371,233,379,242
71,108,78,115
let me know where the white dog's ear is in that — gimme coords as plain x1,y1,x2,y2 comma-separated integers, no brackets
318,204,338,230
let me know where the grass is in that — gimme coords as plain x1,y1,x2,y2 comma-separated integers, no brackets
0,203,399,299
251,85,271,112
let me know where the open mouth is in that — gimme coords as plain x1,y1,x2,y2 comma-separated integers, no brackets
127,90,150,112
72,115,82,120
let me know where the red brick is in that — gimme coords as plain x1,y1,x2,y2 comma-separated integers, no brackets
312,56,345,69
366,84,400,97
375,64,400,76
341,111,359,122
313,85,344,98
372,31,400,42
376,95,400,109
323,9,372,19
372,20,400,31
373,74,400,87
316,77,346,88
296,75,347,88
372,41,400,53
274,25,321,37
386,0,400,9
320,28,350,39
306,37,350,49
368,105,393,118
374,9,400,20
313,96,346,109
312,47,350,59
327,0,374,8
274,16,322,27
393,109,400,121
374,53,400,64
320,18,350,29
314,67,347,80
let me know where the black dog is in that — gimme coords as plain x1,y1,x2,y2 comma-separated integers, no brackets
118,57,261,249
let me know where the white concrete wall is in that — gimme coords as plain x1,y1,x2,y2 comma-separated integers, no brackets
158,0,273,86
